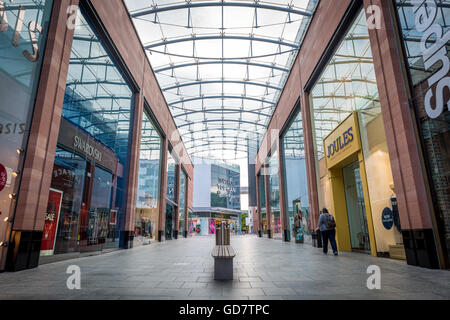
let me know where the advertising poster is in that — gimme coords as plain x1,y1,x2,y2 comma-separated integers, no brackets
0,163,7,192
40,188,63,256
189,218,202,235
110,209,117,225
209,218,216,234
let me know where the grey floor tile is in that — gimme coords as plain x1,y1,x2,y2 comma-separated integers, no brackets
1,235,449,300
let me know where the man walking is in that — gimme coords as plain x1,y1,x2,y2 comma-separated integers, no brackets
316,208,338,255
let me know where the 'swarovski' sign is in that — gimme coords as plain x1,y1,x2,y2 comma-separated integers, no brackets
74,135,103,162
412,0,450,119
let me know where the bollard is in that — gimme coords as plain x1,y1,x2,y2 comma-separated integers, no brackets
216,226,221,245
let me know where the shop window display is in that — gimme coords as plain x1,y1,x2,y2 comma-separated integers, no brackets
258,173,267,235
268,150,281,239
281,109,311,243
165,151,177,240
0,0,53,266
135,109,162,246
394,0,450,264
178,170,187,236
310,10,402,257
42,9,133,255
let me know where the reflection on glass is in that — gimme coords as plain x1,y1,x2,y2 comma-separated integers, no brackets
47,9,133,255
135,110,161,245
179,171,187,235
268,150,281,239
310,9,400,256
343,162,370,252
166,151,177,240
311,10,380,158
258,173,267,235
0,0,53,262
167,152,176,202
51,148,86,254
395,0,450,262
88,166,113,247
281,109,311,243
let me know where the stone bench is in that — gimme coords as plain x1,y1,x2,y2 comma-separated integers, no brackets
211,245,236,280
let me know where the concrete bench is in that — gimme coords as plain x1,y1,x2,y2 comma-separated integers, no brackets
211,245,236,280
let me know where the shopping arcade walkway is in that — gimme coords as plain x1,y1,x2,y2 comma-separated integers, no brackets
0,235,449,300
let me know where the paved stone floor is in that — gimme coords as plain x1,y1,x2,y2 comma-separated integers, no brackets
0,235,449,300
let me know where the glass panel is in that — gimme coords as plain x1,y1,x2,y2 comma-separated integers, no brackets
258,173,267,235
343,162,370,252
166,151,176,202
394,0,450,263
135,109,162,246
268,150,281,239
0,0,53,262
310,9,400,256
50,148,86,255
88,166,113,247
46,9,133,255
281,109,311,243
179,170,187,235
165,202,174,240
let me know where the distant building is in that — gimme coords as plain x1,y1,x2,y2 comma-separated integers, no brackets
191,157,241,236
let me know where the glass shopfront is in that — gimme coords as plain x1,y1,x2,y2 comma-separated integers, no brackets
0,0,53,263
178,170,187,236
258,172,267,235
165,150,177,240
281,108,311,243
310,9,403,258
268,150,281,239
41,9,133,256
135,109,162,246
394,0,450,265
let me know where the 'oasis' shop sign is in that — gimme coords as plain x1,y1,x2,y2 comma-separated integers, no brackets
0,0,44,62
411,0,450,119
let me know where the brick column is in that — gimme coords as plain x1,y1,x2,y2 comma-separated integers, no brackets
173,164,181,239
364,0,442,268
122,92,144,249
158,139,168,242
300,93,320,231
5,0,78,272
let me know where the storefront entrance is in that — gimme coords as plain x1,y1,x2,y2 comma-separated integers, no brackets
343,161,370,253
321,113,377,257
165,202,175,240
40,118,121,257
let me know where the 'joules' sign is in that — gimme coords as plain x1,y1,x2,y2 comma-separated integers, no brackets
324,112,361,169
412,0,450,119
327,127,354,159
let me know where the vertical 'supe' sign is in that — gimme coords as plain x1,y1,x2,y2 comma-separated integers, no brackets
412,0,450,119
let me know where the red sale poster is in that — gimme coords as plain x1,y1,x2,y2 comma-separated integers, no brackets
40,188,63,256
0,163,7,192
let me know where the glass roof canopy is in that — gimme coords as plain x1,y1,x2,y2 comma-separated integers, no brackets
125,0,318,161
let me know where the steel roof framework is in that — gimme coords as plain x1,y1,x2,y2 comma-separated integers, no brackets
125,0,319,160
